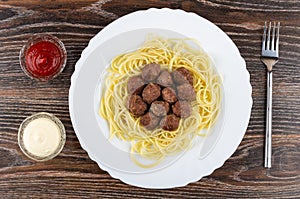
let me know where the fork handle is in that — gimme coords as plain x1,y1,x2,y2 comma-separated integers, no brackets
265,71,272,168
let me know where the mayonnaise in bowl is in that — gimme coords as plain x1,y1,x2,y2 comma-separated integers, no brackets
18,112,66,161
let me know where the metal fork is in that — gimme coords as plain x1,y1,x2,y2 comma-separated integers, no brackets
261,22,280,168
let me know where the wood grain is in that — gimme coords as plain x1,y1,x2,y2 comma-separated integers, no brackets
0,0,300,198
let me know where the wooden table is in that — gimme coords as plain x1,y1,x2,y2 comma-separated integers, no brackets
1,1,299,198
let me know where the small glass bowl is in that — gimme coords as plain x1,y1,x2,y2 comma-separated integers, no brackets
18,112,66,161
19,33,67,81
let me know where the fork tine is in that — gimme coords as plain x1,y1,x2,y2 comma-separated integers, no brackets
276,22,280,53
262,22,267,50
266,22,271,50
271,22,276,51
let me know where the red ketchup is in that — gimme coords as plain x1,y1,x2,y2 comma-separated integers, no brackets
20,34,67,81
25,41,62,77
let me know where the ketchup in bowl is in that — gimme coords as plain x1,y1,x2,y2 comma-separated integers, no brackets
20,34,67,81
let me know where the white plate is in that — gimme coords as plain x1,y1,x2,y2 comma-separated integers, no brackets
69,8,252,188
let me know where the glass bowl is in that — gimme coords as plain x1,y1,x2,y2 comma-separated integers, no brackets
19,33,67,81
18,112,66,161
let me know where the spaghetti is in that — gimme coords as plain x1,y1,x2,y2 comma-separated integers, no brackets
99,35,221,168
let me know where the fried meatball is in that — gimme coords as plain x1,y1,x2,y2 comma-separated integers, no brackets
141,63,161,82
176,83,196,101
173,67,193,85
127,75,145,94
150,101,170,117
160,114,180,131
162,87,177,103
172,101,192,119
142,83,161,104
157,70,173,87
140,112,160,130
127,94,147,117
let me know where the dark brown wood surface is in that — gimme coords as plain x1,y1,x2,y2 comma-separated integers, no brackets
1,0,299,198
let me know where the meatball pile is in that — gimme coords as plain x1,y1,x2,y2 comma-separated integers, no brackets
127,63,196,131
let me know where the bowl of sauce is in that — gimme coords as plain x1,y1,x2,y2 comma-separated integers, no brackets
19,34,67,81
18,112,66,161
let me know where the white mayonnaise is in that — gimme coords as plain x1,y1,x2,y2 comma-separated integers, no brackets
22,117,61,157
